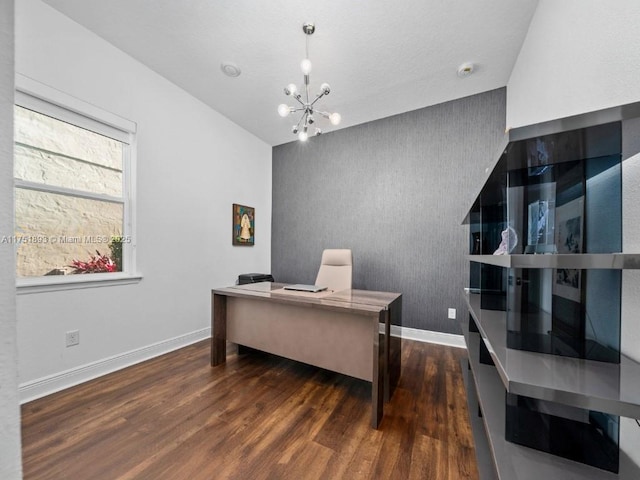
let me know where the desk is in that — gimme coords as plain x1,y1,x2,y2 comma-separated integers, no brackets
211,282,402,428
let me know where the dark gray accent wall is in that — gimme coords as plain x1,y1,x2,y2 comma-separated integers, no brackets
272,88,506,333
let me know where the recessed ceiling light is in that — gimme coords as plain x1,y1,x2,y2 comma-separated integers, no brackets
220,62,241,77
457,63,475,78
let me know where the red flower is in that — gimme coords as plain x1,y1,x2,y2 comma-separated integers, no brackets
70,251,117,274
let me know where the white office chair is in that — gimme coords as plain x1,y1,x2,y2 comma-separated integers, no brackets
315,249,352,291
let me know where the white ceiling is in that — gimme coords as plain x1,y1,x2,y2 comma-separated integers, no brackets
42,0,539,146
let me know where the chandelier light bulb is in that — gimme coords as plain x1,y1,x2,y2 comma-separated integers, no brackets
301,58,312,75
278,104,290,117
329,112,341,125
284,83,297,96
298,130,309,142
292,125,299,134
320,83,331,95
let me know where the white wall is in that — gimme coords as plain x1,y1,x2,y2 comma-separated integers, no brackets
15,0,272,398
506,0,640,130
507,0,640,468
0,1,22,478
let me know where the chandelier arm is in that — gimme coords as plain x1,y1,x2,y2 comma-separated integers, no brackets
310,93,326,107
292,94,306,107
294,112,306,131
316,111,331,118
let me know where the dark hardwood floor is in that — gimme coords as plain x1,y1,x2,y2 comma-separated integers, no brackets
21,339,478,480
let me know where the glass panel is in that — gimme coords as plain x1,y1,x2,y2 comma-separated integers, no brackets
506,154,622,256
14,106,123,195
503,122,621,171
585,156,622,253
506,393,619,473
469,206,481,292
14,189,123,277
507,160,584,255
506,268,621,363
480,201,507,255
480,264,507,311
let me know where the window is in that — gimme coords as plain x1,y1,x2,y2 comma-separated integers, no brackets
11,78,138,289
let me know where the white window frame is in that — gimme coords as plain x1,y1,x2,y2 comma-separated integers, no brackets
15,74,141,293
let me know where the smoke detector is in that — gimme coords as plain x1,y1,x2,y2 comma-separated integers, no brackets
220,62,241,77
457,63,475,78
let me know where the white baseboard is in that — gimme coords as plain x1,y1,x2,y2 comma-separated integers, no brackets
19,327,211,404
19,325,464,403
391,325,466,349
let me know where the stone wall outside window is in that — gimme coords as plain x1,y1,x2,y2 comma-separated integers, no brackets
13,107,123,277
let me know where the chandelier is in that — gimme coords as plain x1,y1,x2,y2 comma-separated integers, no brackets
277,23,341,142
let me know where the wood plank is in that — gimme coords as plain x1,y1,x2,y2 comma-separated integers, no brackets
22,339,478,480
409,434,448,480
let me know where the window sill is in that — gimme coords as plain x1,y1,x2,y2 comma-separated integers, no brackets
17,272,143,294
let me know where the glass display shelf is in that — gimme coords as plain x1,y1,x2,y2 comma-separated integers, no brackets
464,292,640,419
462,99,640,477
463,322,640,479
460,358,497,480
466,123,623,259
467,253,640,269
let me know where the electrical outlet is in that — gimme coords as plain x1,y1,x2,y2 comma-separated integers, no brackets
66,330,80,347
448,308,457,320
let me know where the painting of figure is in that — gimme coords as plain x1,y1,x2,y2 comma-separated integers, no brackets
233,204,254,246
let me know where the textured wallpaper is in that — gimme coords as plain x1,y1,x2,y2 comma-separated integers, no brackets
272,88,506,333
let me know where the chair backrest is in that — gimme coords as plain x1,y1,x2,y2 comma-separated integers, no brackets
315,249,352,291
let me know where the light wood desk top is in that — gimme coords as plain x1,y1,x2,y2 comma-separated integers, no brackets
212,282,401,313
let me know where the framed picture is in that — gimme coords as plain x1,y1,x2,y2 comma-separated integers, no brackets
527,199,550,246
553,197,584,302
525,197,556,253
232,204,254,246
526,138,553,168
555,197,583,254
